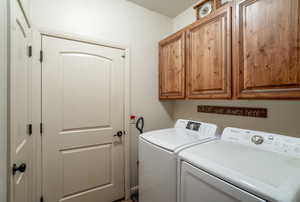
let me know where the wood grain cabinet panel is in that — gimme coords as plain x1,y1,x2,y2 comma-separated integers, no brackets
159,32,186,99
234,0,300,99
187,7,232,99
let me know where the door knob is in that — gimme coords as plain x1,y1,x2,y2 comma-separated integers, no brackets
114,131,124,137
12,163,27,176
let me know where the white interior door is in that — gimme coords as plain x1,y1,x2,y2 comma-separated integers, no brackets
42,36,125,202
10,0,33,202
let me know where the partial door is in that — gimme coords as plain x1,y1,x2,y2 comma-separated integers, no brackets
10,0,33,202
233,0,300,99
159,31,186,99
42,36,125,202
186,6,232,99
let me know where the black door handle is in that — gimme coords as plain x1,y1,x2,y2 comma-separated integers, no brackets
114,131,124,137
12,163,27,176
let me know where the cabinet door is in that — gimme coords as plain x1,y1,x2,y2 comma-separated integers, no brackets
187,6,232,99
159,31,185,99
234,0,300,99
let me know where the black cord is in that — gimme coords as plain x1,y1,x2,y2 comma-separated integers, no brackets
136,117,144,134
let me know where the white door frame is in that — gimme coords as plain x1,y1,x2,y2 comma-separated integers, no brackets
0,0,8,202
31,30,131,201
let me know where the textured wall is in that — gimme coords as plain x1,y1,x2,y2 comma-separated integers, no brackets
173,100,300,137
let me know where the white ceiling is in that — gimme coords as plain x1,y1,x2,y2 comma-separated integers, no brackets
127,0,200,18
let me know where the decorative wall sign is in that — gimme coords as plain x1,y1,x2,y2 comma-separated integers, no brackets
197,105,268,118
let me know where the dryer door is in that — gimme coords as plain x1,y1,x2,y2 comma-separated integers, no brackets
180,162,266,202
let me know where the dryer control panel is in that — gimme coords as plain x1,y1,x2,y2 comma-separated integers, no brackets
222,127,300,157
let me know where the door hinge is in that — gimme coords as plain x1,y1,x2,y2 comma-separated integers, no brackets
27,45,32,57
40,123,43,135
27,124,32,136
40,50,43,63
40,196,44,202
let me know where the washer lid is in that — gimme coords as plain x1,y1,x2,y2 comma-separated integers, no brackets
140,120,218,152
179,128,300,202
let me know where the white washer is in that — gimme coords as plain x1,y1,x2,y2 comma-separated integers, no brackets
139,119,218,202
178,127,300,202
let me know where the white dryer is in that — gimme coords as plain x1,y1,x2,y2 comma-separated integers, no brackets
139,119,218,202
178,127,300,202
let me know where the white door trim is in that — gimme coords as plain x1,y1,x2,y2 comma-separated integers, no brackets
32,30,131,201
0,0,8,202
38,29,128,50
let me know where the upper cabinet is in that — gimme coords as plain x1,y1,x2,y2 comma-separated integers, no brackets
159,0,300,100
159,31,186,99
233,0,300,99
186,7,232,99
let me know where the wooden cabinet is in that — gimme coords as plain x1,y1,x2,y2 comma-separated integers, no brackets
159,31,186,99
159,0,300,100
233,0,300,99
186,7,232,99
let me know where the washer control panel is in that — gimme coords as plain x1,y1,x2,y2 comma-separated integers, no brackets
222,127,300,157
186,121,201,131
175,119,218,138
